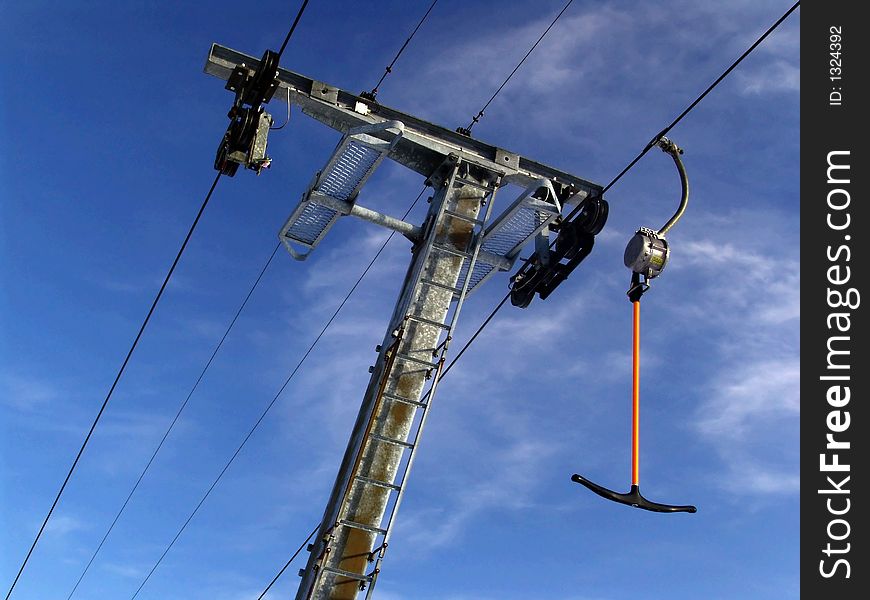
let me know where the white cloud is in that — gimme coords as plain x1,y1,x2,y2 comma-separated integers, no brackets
300,228,396,296
723,460,800,496
620,203,800,499
676,238,800,325
45,514,87,537
738,59,800,95
396,439,557,553
101,562,146,579
0,372,58,411
696,358,799,438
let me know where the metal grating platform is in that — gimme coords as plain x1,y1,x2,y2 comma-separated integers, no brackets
317,141,381,201
279,121,404,260
457,179,563,294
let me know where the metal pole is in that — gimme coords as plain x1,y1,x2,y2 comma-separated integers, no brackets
296,165,489,600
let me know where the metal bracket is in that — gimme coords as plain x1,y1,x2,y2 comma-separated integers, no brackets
495,148,520,171
458,178,562,294
310,80,339,105
279,120,405,260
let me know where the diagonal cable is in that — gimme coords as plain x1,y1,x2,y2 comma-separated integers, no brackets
127,187,427,598
440,1,803,397
4,172,222,600
597,0,800,197
52,2,315,593
252,3,801,594
368,0,440,98
277,0,312,59
259,288,509,594
65,243,281,599
256,524,319,600
465,0,575,132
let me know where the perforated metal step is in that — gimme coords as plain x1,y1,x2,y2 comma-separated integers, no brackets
280,121,404,260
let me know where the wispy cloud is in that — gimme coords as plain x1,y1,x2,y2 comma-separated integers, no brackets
397,439,557,553
672,217,799,497
676,237,800,325
0,371,58,411
721,458,800,496
737,59,800,95
101,562,146,579
392,0,800,150
45,514,87,536
734,18,800,96
697,358,799,438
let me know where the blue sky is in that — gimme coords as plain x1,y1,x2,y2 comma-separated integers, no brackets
1,1,799,599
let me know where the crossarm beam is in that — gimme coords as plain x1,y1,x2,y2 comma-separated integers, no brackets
204,43,603,199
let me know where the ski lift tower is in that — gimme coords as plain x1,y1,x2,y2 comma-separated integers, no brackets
205,44,606,600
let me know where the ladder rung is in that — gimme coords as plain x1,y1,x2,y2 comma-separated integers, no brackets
454,176,492,191
395,352,436,368
321,565,373,582
420,278,463,295
406,314,451,330
338,519,388,535
431,243,474,260
370,433,414,449
355,474,402,491
443,209,484,226
382,391,427,408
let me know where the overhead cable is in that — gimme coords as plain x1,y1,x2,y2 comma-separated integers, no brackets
15,3,318,596
256,524,320,600
464,0,576,133
257,283,507,595
53,2,317,593
65,243,282,600
127,187,428,598
367,0,440,98
442,0,802,395
598,0,801,197
253,3,802,594
277,0,312,59
4,172,222,600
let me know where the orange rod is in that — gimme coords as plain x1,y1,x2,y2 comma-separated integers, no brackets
631,300,640,486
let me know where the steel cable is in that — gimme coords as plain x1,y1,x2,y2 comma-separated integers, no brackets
127,187,428,598
4,172,222,600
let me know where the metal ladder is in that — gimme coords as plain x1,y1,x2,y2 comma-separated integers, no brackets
308,161,500,599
